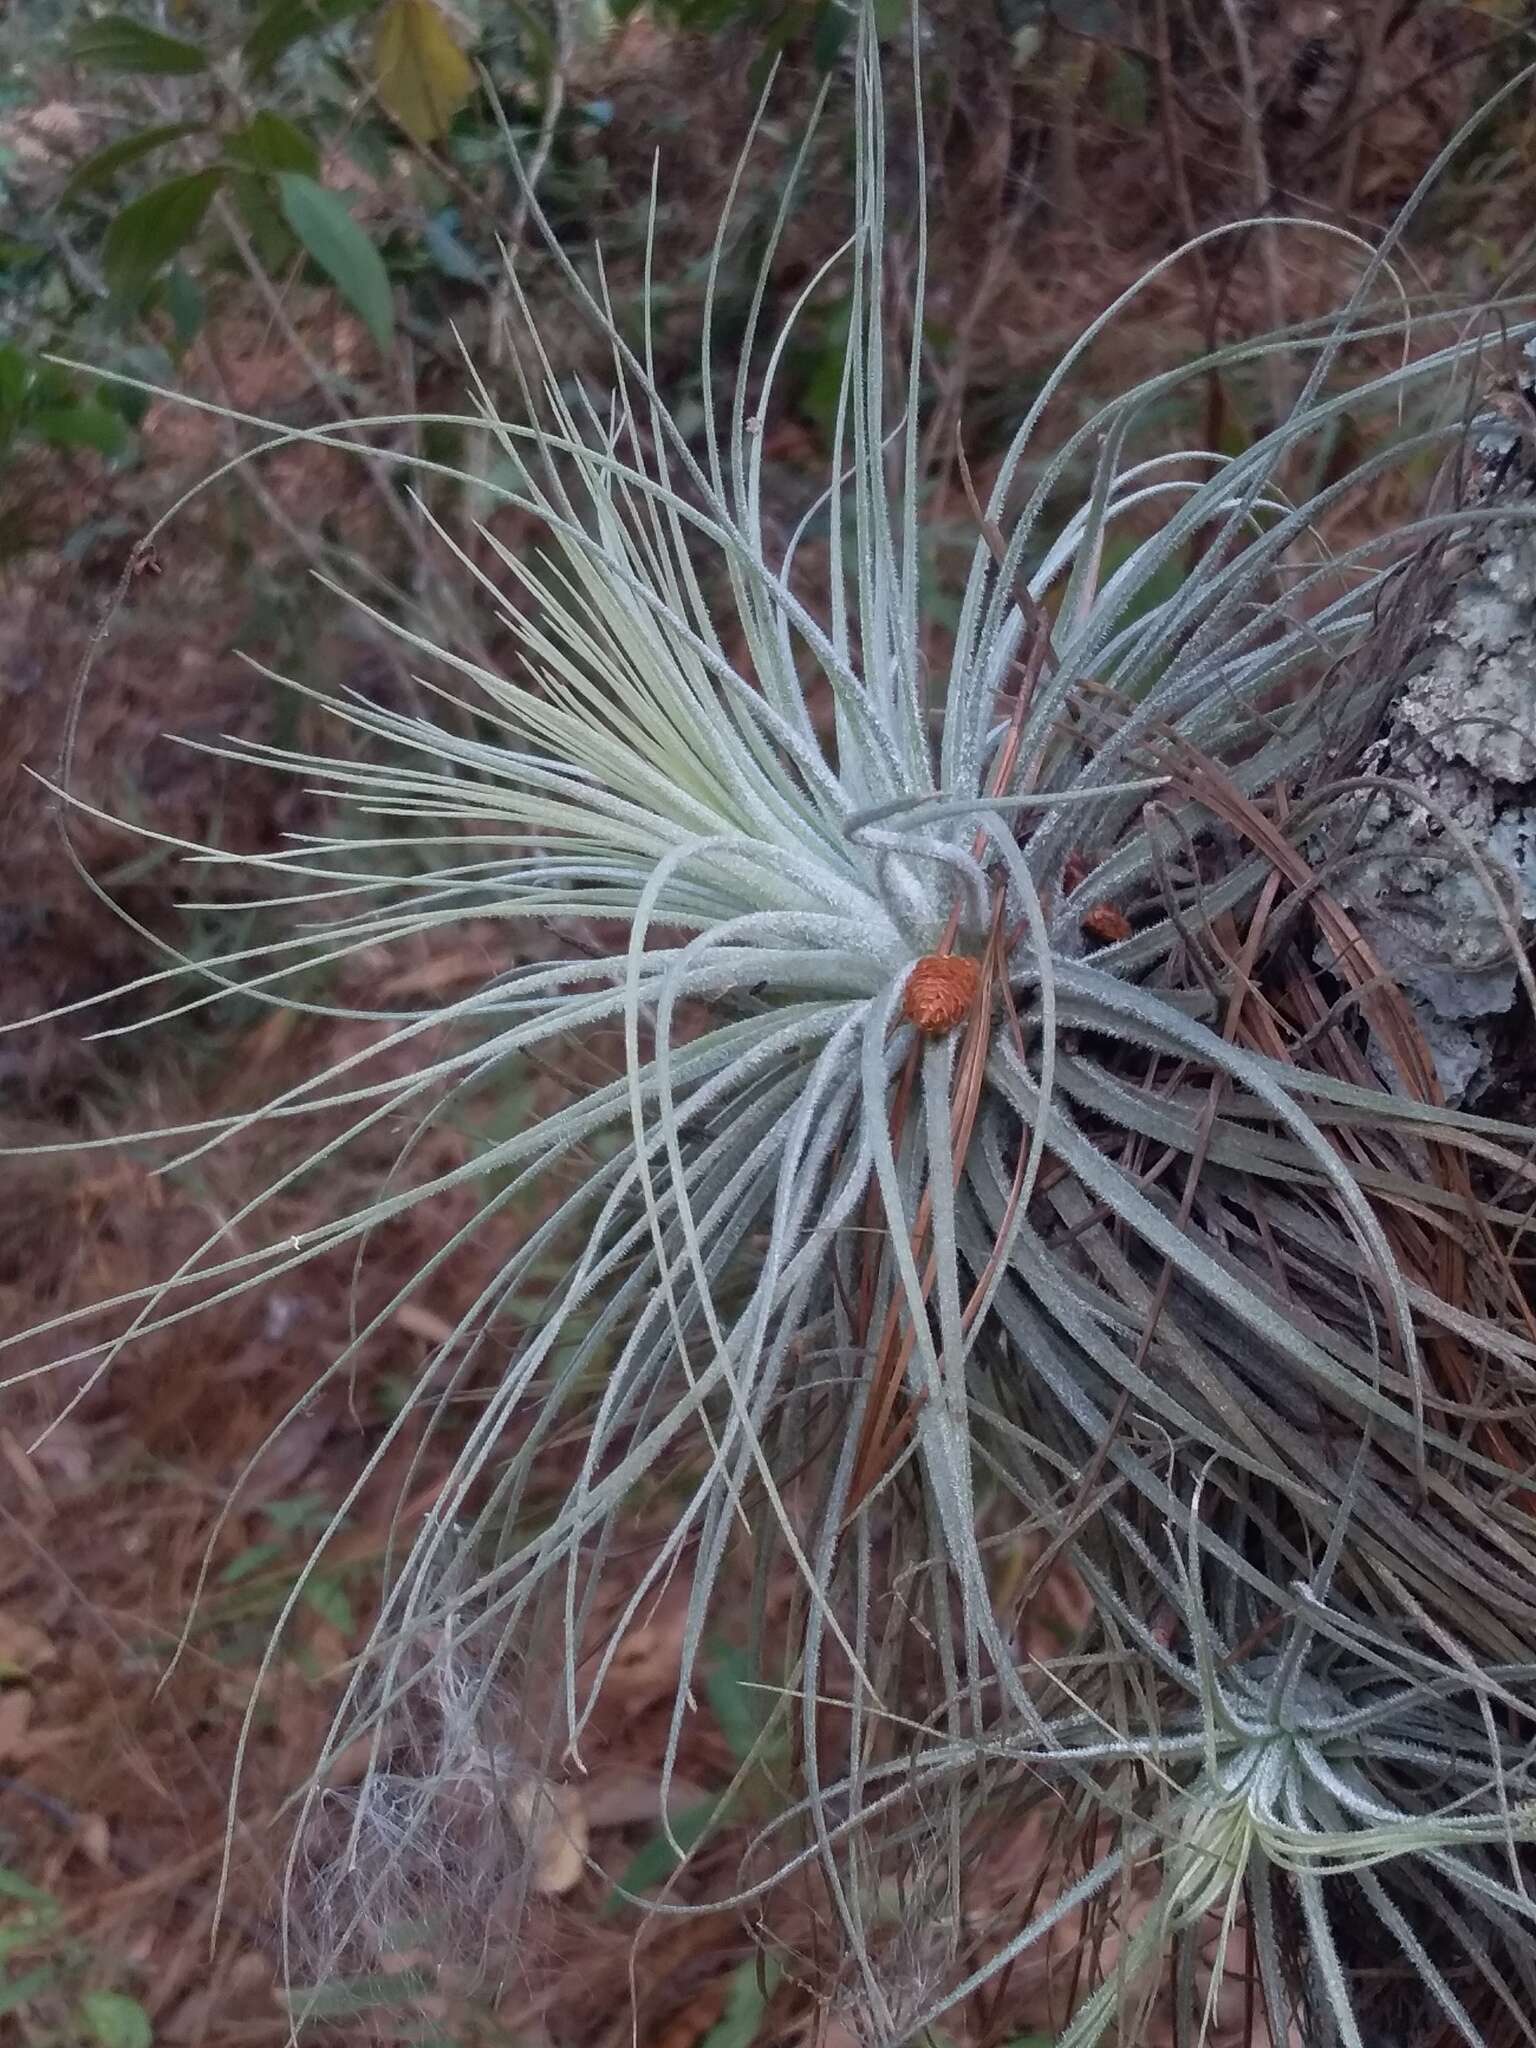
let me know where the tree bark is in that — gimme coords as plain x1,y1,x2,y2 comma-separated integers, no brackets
1316,401,1536,1105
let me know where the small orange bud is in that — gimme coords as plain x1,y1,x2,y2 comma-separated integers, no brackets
1081,903,1133,945
903,954,981,1036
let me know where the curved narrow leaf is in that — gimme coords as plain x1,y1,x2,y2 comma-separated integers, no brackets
698,1959,782,2048
102,170,223,304
374,0,475,144
602,1798,722,1914
70,15,208,74
275,172,394,351
59,123,205,206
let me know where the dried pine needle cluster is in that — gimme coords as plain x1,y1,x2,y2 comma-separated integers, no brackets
10,11,1536,2044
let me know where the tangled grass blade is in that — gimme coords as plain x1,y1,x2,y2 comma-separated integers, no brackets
12,7,1536,2040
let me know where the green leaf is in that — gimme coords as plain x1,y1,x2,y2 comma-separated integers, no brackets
0,1967,58,2017
796,297,853,435
374,0,475,144
70,16,209,75
280,1971,430,2019
218,1540,286,1585
29,363,76,408
225,113,320,178
810,2,853,70
302,1576,355,1634
102,170,223,303
276,173,394,351
1103,49,1150,128
698,1959,780,2048
0,1868,56,1910
264,1492,330,1532
601,1798,721,1915
31,401,131,457
704,1644,768,1768
0,346,30,417
79,1990,154,2048
59,123,205,206
98,345,173,427
160,265,205,350
243,0,374,79
226,170,297,272
0,236,46,274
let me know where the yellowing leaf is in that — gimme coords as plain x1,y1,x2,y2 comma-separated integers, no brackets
0,1612,55,1680
509,1778,588,1895
374,0,473,145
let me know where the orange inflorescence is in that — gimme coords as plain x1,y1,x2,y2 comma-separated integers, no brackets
903,953,982,1036
1081,903,1133,945
1064,850,1132,946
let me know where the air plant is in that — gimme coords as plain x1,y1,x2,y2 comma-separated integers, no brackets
759,1530,1536,2048
10,6,1536,2042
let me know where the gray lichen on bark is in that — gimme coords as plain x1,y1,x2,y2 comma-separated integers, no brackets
1314,414,1536,1103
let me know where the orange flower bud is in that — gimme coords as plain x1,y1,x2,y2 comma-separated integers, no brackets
1081,903,1132,945
903,954,981,1036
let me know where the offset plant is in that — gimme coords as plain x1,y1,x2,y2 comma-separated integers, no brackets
11,10,1536,2042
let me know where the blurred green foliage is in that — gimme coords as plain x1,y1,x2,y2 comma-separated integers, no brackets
0,1,921,487
1,1,566,498
0,1865,154,2047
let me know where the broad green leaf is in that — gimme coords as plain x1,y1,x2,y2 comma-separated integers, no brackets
226,170,297,272
79,1990,154,2048
70,16,208,75
31,401,131,457
276,172,394,350
102,170,222,303
374,0,475,144
698,1959,780,2048
225,112,320,178
243,0,374,79
59,123,205,205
